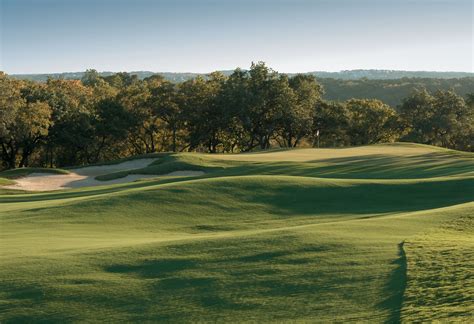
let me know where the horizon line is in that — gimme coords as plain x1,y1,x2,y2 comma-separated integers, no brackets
6,68,474,75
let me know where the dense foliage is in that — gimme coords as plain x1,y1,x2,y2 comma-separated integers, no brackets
12,71,474,108
1,63,473,169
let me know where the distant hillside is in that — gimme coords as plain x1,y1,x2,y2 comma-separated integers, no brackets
318,77,474,107
9,70,474,107
308,70,474,80
10,69,474,82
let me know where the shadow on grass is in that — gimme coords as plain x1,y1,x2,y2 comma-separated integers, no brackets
105,259,196,278
10,174,472,223
377,241,407,324
192,176,474,216
224,152,474,179
101,236,345,316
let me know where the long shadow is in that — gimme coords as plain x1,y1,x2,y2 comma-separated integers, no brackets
377,241,407,324
196,176,474,216
231,153,474,179
4,173,472,221
305,152,474,179
98,234,397,321
3,150,472,208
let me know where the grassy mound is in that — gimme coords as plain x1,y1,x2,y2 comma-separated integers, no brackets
0,167,70,179
95,153,225,181
0,143,472,322
95,142,474,181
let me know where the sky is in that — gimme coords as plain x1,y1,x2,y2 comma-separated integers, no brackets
0,0,472,74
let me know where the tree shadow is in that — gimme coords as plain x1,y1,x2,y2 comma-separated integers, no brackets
376,241,407,324
305,152,474,179
234,176,474,216
105,259,196,279
248,152,474,179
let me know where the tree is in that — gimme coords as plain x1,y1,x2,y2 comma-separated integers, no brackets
241,62,290,149
0,74,52,168
42,79,94,166
400,89,473,150
0,73,25,168
279,74,322,147
148,81,182,152
117,83,154,154
313,100,350,147
466,93,474,108
81,69,102,87
91,98,132,162
399,89,436,144
180,73,227,153
218,68,251,152
1,64,473,170
430,90,472,149
345,99,400,145
103,72,139,88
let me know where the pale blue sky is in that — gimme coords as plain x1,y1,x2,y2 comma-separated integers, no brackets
1,0,472,73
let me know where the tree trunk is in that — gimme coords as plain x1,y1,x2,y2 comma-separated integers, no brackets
49,145,54,168
287,135,293,148
19,151,28,168
172,127,177,152
2,142,18,169
293,138,300,148
260,135,266,149
150,133,155,152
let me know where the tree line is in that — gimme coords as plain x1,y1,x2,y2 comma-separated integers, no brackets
1,62,473,169
14,71,474,108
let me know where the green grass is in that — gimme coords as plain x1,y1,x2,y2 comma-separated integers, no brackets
0,177,15,185
95,142,474,181
0,177,19,195
401,214,473,322
0,143,472,322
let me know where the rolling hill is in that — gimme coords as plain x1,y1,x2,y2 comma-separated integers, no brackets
0,143,473,322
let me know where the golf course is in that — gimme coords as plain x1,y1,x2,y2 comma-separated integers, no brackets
0,142,472,322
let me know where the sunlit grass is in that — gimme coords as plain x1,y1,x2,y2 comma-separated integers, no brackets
0,143,472,322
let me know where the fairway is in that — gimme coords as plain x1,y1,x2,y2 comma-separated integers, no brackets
1,143,473,322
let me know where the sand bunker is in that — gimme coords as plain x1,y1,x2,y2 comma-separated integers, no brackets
2,158,204,192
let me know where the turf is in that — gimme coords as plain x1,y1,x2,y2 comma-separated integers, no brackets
0,143,472,322
0,177,15,186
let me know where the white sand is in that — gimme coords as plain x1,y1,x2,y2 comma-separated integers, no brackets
2,158,204,192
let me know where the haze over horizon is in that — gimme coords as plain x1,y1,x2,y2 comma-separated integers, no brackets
1,0,473,74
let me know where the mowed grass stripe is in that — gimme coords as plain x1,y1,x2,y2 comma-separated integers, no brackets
0,143,472,322
2,202,471,322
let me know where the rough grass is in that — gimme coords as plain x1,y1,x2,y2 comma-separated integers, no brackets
0,143,472,322
401,214,474,322
0,177,14,185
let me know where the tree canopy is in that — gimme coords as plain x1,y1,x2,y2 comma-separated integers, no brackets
0,64,472,170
